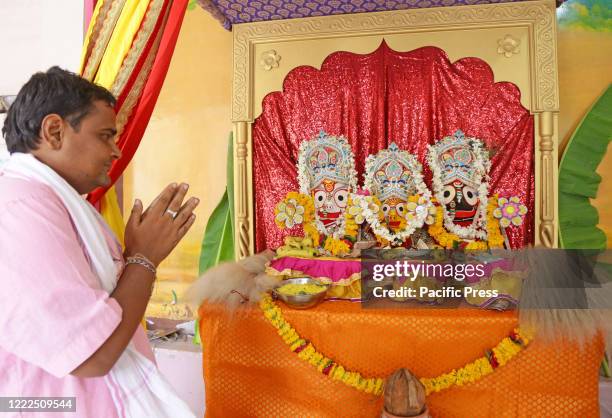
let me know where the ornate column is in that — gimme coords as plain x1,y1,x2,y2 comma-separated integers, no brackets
233,121,254,258
535,111,558,247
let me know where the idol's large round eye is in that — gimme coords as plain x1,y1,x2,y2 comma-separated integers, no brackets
314,191,326,203
396,203,406,214
334,189,349,208
442,185,455,204
462,186,478,206
382,204,390,213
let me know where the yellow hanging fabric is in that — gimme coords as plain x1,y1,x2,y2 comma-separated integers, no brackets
99,185,125,247
79,0,105,72
80,0,153,247
81,0,127,81
94,0,151,89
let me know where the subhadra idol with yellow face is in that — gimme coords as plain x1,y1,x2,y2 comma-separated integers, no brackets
363,143,435,247
297,131,358,246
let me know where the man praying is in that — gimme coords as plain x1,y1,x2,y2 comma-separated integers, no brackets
0,67,198,418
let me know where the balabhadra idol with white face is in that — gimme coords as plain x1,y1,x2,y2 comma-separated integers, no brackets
298,132,357,238
274,132,359,257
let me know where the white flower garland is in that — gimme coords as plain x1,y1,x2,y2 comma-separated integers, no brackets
350,194,434,245
361,144,435,245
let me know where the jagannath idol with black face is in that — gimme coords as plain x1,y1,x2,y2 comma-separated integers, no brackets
425,130,507,250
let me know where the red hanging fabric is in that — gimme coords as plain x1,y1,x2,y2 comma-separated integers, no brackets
253,42,534,251
86,0,189,204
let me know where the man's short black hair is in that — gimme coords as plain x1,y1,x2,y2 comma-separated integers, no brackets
2,66,116,153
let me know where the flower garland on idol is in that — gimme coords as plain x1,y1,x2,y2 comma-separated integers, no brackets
274,193,359,256
260,294,532,397
323,194,359,255
425,194,528,250
428,196,505,250
359,143,436,246
349,194,436,246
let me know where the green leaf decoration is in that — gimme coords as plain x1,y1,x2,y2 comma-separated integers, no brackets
559,84,612,249
198,132,235,274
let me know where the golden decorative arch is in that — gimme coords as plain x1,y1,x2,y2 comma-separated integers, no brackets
231,0,559,258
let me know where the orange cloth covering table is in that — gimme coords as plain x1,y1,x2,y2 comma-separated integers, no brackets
198,301,603,417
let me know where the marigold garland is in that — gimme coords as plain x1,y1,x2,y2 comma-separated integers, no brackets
260,294,385,395
323,236,352,256
260,294,531,397
429,196,505,250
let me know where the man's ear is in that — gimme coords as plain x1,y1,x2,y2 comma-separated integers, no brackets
40,114,64,150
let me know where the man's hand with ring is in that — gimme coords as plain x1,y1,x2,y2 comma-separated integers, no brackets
124,182,200,266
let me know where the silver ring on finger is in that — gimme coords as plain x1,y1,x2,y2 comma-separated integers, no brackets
165,209,178,220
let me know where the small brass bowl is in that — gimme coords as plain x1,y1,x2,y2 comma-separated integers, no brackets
273,277,330,309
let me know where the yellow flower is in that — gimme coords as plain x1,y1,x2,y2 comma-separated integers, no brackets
425,204,437,225
466,241,488,250
429,196,507,249
428,206,461,249
303,223,320,247
324,236,351,256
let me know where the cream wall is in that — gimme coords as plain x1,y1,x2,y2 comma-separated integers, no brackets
0,0,83,94
122,7,232,318
0,0,83,162
558,30,612,152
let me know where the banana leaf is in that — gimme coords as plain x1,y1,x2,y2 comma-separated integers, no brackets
559,84,612,250
198,132,235,275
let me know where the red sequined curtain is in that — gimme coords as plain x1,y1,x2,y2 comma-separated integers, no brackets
253,42,534,251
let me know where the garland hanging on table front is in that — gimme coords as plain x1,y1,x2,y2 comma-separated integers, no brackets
259,294,532,396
